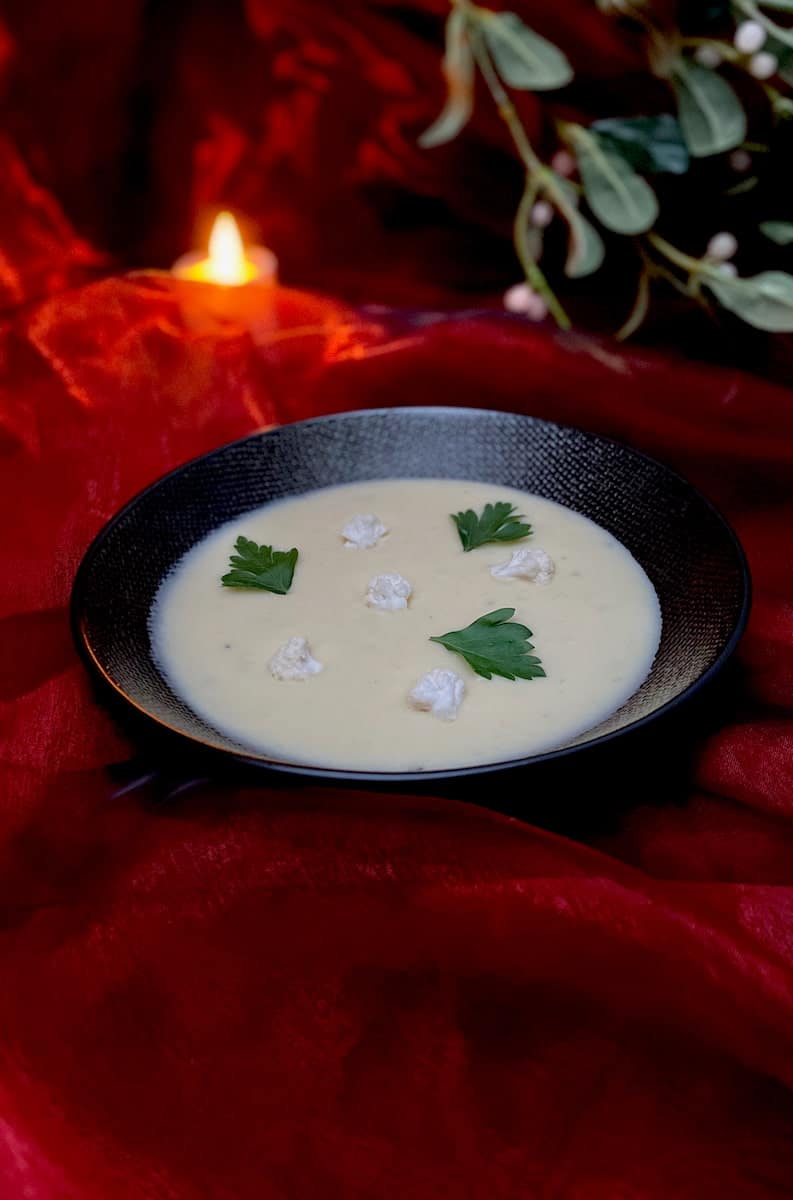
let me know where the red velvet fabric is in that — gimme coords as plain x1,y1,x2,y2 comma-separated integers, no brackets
0,8,792,1193
0,136,105,313
0,1,674,306
0,1,145,255
1,267,793,1198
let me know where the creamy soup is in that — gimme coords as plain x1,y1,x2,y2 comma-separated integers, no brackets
151,479,661,771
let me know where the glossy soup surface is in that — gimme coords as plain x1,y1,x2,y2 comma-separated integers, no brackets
151,479,661,771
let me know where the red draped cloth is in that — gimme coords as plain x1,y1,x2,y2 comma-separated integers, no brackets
1,266,793,1197
1,3,793,1197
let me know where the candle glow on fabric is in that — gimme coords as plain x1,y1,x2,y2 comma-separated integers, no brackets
172,212,278,286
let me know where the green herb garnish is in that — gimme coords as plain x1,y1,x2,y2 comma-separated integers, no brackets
221,536,298,594
451,502,532,552
430,608,545,681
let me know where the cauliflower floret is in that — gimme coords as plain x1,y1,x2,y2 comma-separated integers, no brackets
490,546,555,585
342,513,388,549
408,668,465,721
268,637,323,681
365,572,412,611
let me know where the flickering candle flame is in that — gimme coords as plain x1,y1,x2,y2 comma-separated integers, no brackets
206,212,256,285
172,211,278,287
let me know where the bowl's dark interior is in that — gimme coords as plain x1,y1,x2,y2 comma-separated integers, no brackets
72,407,748,778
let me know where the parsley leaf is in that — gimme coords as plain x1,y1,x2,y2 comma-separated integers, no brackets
430,607,545,681
451,501,532,551
221,536,298,594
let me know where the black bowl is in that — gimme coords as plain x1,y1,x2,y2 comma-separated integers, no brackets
71,407,750,783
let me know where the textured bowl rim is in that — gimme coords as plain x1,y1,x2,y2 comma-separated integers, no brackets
71,406,752,782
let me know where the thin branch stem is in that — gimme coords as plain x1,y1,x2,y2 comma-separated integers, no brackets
647,232,702,274
467,27,542,174
464,21,571,328
616,267,651,341
679,37,741,63
644,235,717,319
512,177,572,328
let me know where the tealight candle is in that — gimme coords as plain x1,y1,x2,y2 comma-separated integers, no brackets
172,211,278,287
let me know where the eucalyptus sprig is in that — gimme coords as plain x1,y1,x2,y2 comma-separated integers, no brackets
419,0,793,336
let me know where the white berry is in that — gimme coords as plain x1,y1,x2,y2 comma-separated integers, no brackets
503,283,533,313
504,284,548,320
551,149,576,178
734,20,766,55
525,293,549,322
694,45,722,68
532,200,554,229
749,51,778,79
716,262,738,277
706,231,738,261
729,149,752,172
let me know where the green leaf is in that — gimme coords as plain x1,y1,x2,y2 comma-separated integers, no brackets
591,114,689,175
778,58,793,87
430,608,546,681
772,95,793,119
451,501,532,551
542,175,604,278
221,536,299,593
570,127,659,235
671,61,746,157
761,220,793,245
765,34,793,84
705,270,793,331
563,204,606,278
419,9,474,148
480,11,573,91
